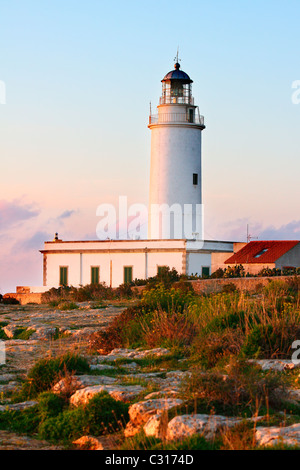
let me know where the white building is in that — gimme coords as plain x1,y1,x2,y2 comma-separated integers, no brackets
23,60,238,293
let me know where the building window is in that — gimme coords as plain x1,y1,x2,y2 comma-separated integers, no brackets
254,248,268,258
188,108,194,123
124,266,133,284
193,173,198,185
201,266,210,278
59,266,68,286
91,266,100,284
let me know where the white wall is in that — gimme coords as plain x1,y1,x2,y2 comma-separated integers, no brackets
43,239,186,288
187,252,211,277
148,105,203,240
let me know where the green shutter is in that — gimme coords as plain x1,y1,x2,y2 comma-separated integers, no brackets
60,267,68,286
124,267,132,284
91,267,99,284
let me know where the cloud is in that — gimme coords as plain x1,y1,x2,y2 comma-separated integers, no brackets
0,200,40,229
258,220,300,240
212,218,300,243
14,230,51,251
57,209,76,220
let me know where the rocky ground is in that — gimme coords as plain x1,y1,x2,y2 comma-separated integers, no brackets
1,301,300,450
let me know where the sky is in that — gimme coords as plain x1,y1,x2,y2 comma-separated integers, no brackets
0,0,300,293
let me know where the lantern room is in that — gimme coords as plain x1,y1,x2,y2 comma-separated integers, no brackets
160,62,194,105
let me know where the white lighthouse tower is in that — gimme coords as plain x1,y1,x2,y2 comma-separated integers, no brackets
148,59,205,240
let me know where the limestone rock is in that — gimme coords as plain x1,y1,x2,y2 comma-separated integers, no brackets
0,401,38,412
250,359,300,371
124,398,183,437
30,326,57,340
72,435,104,450
53,374,117,394
70,384,144,406
3,325,19,339
95,347,170,363
166,414,245,441
255,423,300,448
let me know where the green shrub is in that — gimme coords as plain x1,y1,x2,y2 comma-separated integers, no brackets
13,328,35,340
0,329,8,340
182,358,287,415
15,353,90,400
38,407,86,443
141,284,195,313
88,305,145,353
38,391,129,444
0,406,40,435
58,302,79,311
2,297,20,304
144,267,180,290
38,392,66,421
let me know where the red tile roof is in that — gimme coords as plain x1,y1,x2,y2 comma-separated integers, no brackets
225,240,300,265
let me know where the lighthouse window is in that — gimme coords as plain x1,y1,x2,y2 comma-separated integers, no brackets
193,173,198,185
188,108,194,123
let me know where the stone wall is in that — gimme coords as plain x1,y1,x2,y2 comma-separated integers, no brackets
3,293,43,305
189,275,293,294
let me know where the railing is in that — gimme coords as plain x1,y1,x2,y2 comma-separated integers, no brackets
149,112,204,126
159,96,194,105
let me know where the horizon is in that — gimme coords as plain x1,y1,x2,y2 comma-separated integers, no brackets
1,0,300,293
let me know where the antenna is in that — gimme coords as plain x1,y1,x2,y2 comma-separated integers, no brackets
174,46,181,64
247,224,258,243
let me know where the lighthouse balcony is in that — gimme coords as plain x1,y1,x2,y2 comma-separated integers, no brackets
149,112,204,126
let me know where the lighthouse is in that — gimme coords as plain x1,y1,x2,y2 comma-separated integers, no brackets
148,60,205,240
27,58,238,298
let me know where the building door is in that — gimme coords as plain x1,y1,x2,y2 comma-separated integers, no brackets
201,266,210,278
124,266,133,284
59,266,68,286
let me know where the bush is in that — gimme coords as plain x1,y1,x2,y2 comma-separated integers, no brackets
210,268,225,279
241,320,300,359
38,391,129,444
144,267,180,290
141,284,195,313
2,297,20,305
182,358,287,415
223,265,245,278
42,282,135,305
15,353,90,400
38,392,66,421
88,305,146,353
58,302,79,311
141,307,197,349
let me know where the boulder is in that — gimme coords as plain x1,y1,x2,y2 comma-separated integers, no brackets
255,423,300,448
72,435,104,450
124,398,183,437
52,374,117,394
3,325,19,339
30,327,57,340
166,414,249,441
70,384,145,406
